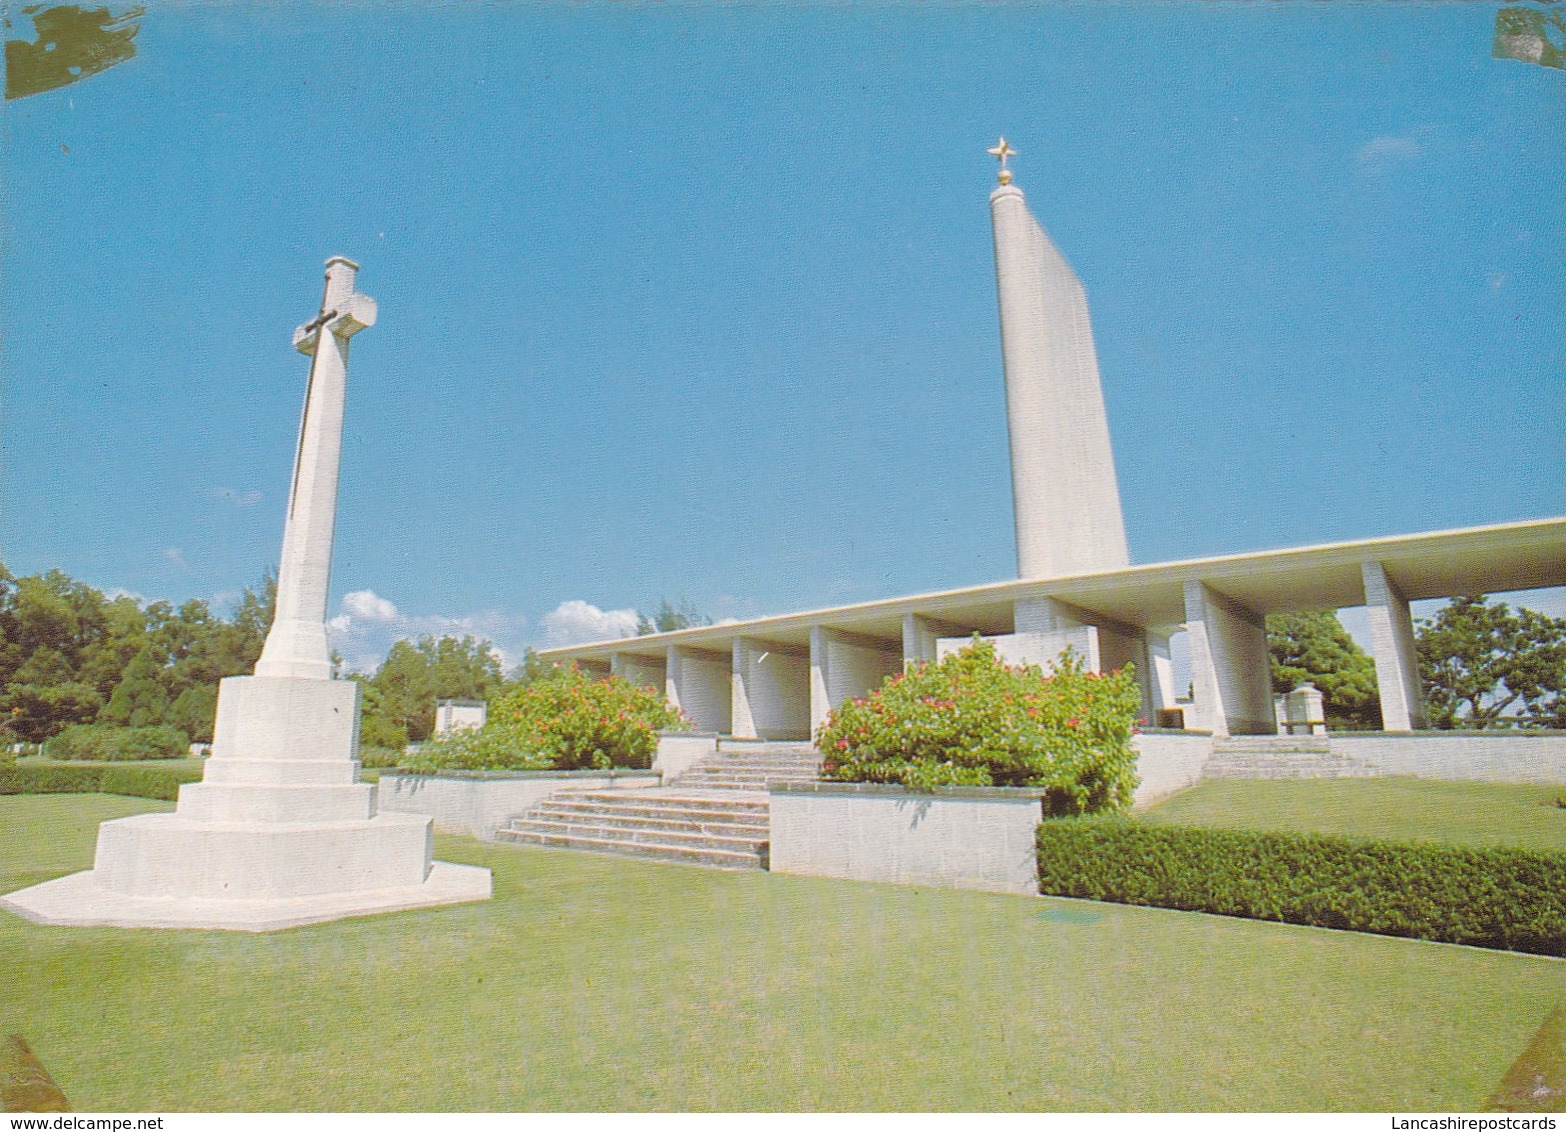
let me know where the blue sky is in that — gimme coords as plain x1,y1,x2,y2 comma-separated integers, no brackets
4,1,1563,670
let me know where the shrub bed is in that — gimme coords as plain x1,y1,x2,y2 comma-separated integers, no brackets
357,744,406,770
49,723,190,761
818,639,1141,813
403,667,687,774
0,761,204,801
1035,818,1566,956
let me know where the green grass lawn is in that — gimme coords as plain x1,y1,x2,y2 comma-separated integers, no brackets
1144,777,1566,854
0,793,1560,1111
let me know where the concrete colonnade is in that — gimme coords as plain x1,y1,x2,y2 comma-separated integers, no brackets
1168,560,1427,736
603,557,1436,742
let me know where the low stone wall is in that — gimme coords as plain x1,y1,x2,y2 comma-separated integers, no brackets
769,782,1044,895
1329,731,1566,785
653,731,718,784
1131,729,1214,807
378,770,661,840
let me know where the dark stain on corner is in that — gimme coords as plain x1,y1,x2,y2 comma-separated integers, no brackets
0,1035,71,1113
4,4,143,101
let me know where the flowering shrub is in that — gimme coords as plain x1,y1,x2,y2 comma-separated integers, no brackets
402,666,687,774
816,638,1141,814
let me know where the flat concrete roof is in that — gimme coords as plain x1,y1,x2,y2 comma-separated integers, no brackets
538,516,1566,661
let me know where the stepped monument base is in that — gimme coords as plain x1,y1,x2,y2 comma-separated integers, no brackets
1,674,491,932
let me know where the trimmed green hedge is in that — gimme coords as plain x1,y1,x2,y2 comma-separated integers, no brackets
1035,818,1566,957
0,761,204,801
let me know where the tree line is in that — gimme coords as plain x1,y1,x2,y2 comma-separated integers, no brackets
0,564,529,754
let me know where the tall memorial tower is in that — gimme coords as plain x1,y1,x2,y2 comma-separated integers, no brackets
988,138,1129,583
1,258,491,931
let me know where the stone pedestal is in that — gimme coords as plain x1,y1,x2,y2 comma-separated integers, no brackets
2,675,490,930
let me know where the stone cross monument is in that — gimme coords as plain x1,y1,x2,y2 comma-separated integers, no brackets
257,256,376,681
0,258,492,931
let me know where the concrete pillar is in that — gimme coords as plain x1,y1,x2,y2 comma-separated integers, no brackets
256,257,376,681
731,639,757,740
1094,623,1152,721
1013,596,1084,634
1362,561,1426,731
1182,581,1273,736
901,613,939,668
990,178,1128,581
1147,632,1177,710
809,626,830,733
610,653,664,693
812,626,902,732
667,645,730,734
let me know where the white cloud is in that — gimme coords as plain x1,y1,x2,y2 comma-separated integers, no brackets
160,547,187,569
1356,135,1420,168
325,589,530,674
342,589,400,622
541,600,641,647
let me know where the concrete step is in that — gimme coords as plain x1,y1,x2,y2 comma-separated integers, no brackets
527,803,767,838
1208,755,1375,766
497,828,765,869
1204,765,1381,780
1202,751,1380,779
502,817,765,856
717,740,818,755
559,790,769,816
678,769,818,784
693,756,823,769
1212,738,1333,754
684,760,821,771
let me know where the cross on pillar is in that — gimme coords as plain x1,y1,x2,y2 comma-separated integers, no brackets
255,257,378,681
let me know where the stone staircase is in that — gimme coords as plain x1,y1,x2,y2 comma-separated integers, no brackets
1203,735,1380,780
670,740,823,791
494,739,823,869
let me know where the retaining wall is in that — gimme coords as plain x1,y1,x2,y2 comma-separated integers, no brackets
652,731,719,784
1131,729,1214,806
378,770,660,840
768,782,1044,894
1328,731,1566,785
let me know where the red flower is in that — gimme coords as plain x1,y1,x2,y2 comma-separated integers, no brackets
1067,717,1080,728
836,738,849,751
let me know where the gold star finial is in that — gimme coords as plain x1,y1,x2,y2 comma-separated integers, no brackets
988,136,1016,184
